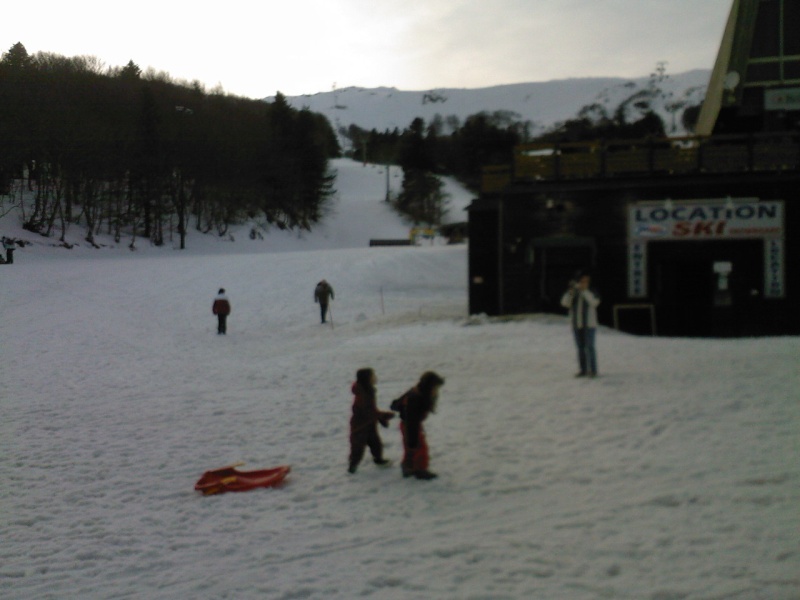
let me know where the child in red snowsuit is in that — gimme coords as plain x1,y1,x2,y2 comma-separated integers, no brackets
348,368,394,474
392,371,445,480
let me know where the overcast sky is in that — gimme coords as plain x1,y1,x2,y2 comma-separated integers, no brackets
3,0,732,98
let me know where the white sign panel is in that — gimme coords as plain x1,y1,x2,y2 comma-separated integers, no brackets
629,200,784,241
765,238,785,298
765,87,800,111
628,241,647,298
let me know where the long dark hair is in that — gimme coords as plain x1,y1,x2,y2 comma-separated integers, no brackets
417,371,445,412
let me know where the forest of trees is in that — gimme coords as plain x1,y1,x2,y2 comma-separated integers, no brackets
0,43,339,249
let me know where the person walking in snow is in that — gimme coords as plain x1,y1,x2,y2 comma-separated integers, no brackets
348,368,394,474
2,237,16,264
391,371,445,480
314,279,334,324
561,271,600,377
212,288,231,335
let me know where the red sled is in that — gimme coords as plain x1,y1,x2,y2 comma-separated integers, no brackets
194,463,291,496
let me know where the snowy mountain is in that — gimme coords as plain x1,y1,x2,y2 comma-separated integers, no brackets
272,69,711,143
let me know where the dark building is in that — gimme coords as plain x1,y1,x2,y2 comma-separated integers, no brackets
468,0,800,336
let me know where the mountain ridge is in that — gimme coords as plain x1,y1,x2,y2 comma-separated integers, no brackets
271,69,711,143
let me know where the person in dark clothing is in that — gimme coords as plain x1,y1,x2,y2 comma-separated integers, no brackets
348,368,394,474
392,371,445,480
314,280,334,323
212,288,231,334
2,237,15,264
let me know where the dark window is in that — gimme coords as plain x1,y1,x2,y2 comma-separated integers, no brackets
751,0,781,58
785,0,800,55
747,61,782,81
785,60,800,79
741,87,765,115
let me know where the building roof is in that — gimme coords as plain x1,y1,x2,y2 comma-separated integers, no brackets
697,0,800,135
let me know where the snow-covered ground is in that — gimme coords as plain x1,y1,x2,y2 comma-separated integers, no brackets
1,159,798,600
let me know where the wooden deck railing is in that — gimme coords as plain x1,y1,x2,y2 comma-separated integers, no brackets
481,133,800,192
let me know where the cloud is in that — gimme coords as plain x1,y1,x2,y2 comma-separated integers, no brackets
1,0,731,98
385,0,730,89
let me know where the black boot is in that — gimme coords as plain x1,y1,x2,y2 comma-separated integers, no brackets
414,470,438,480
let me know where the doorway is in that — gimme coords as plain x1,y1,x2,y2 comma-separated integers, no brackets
649,240,763,336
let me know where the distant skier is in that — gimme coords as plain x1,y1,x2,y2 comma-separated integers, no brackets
348,368,394,474
561,270,600,377
391,371,445,480
2,237,16,264
212,288,231,335
314,280,335,324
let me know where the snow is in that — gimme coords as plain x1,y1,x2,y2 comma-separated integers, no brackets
1,158,799,600
274,70,711,143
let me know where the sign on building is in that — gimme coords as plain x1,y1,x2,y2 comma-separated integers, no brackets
627,199,785,298
765,87,800,111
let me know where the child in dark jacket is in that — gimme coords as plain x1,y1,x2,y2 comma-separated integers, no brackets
392,371,445,480
348,368,394,474
212,288,231,335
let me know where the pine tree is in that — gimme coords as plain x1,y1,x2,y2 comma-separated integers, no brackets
394,117,448,225
1,42,32,70
118,60,142,81
396,169,447,226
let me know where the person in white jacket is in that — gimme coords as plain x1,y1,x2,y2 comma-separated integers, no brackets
561,271,601,377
